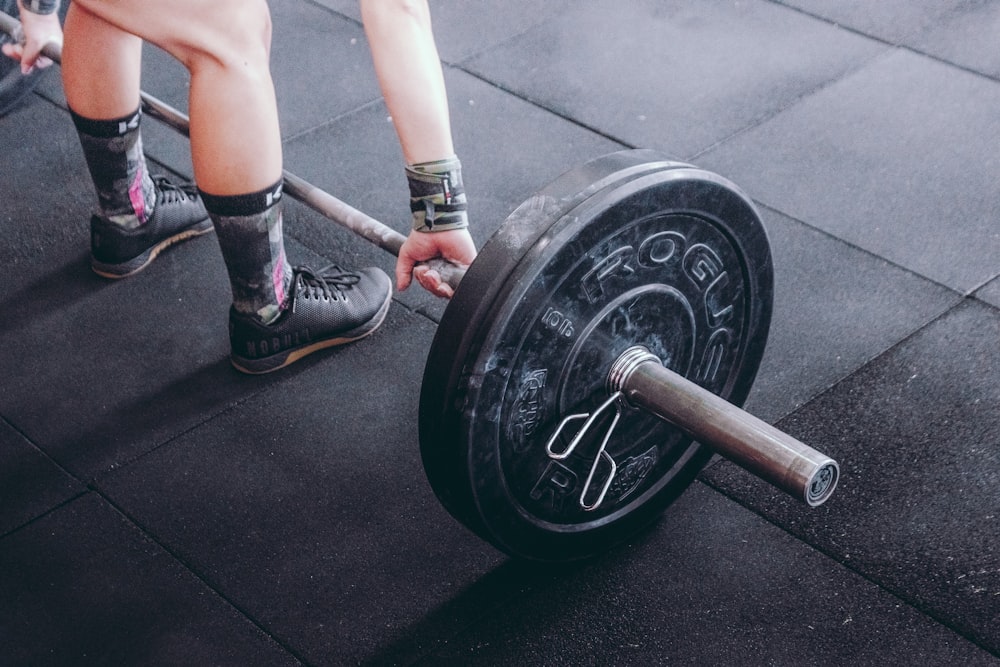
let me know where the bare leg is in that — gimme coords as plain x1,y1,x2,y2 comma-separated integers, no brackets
66,0,282,196
65,0,290,319
59,0,392,370
62,3,142,119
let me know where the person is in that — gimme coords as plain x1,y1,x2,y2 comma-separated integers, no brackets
2,0,476,374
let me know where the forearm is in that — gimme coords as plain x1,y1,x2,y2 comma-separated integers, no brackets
360,0,454,164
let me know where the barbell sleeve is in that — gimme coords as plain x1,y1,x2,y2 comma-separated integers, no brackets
609,346,839,506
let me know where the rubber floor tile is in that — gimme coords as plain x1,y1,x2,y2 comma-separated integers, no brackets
0,419,81,537
698,48,1000,293
96,307,510,666
977,278,1000,310
462,0,886,158
784,0,1000,77
744,207,960,422
310,0,576,63
0,493,300,666
412,483,1000,666
703,300,1000,655
0,233,338,481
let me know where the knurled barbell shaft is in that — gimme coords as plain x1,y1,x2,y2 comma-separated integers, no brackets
609,347,839,506
0,10,466,290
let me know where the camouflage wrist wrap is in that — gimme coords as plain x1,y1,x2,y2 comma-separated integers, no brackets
406,155,469,233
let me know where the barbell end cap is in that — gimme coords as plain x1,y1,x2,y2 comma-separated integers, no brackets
804,461,840,507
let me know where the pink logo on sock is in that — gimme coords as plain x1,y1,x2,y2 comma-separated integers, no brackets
130,165,148,224
273,250,288,308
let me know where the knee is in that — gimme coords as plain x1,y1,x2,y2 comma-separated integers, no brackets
175,0,273,72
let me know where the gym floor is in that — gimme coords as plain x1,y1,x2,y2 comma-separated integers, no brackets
1,1,998,665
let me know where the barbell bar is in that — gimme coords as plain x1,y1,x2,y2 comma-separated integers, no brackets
1,11,838,561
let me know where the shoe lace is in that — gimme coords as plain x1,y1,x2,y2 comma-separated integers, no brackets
153,176,199,205
295,264,360,301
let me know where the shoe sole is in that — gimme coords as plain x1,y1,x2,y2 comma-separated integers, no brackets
91,218,214,279
230,288,393,375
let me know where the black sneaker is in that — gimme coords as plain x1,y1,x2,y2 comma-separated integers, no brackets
91,176,213,278
229,264,393,374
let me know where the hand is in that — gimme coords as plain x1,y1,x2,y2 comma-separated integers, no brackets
1,1,62,75
396,228,477,299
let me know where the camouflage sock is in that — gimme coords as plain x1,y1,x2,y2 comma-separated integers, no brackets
70,107,156,230
201,181,293,325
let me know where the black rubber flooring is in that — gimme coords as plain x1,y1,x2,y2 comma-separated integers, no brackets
1,1,997,665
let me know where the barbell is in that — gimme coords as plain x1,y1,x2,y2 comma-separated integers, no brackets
1,11,839,562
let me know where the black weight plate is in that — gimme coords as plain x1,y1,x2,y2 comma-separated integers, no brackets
420,149,773,561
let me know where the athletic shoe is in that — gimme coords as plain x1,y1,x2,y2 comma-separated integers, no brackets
90,176,213,278
229,264,392,374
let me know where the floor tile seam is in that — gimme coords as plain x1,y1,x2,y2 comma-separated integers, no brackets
693,478,1000,659
85,484,313,666
445,13,566,68
301,0,564,71
384,292,437,327
754,201,968,298
972,295,1000,313
0,413,93,538
383,295,439,326
698,299,966,476
766,0,1000,86
698,298,963,469
453,65,637,152
89,386,273,487
285,55,634,155
280,96,386,146
86,284,417,488
969,274,1000,299
703,292,984,608
1,412,80,481
765,0,900,50
0,489,88,542
779,298,965,425
686,47,896,164
301,0,357,29
895,45,1000,86
411,304,442,325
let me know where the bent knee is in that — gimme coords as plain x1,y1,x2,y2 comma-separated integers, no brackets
68,0,273,67
166,0,274,72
